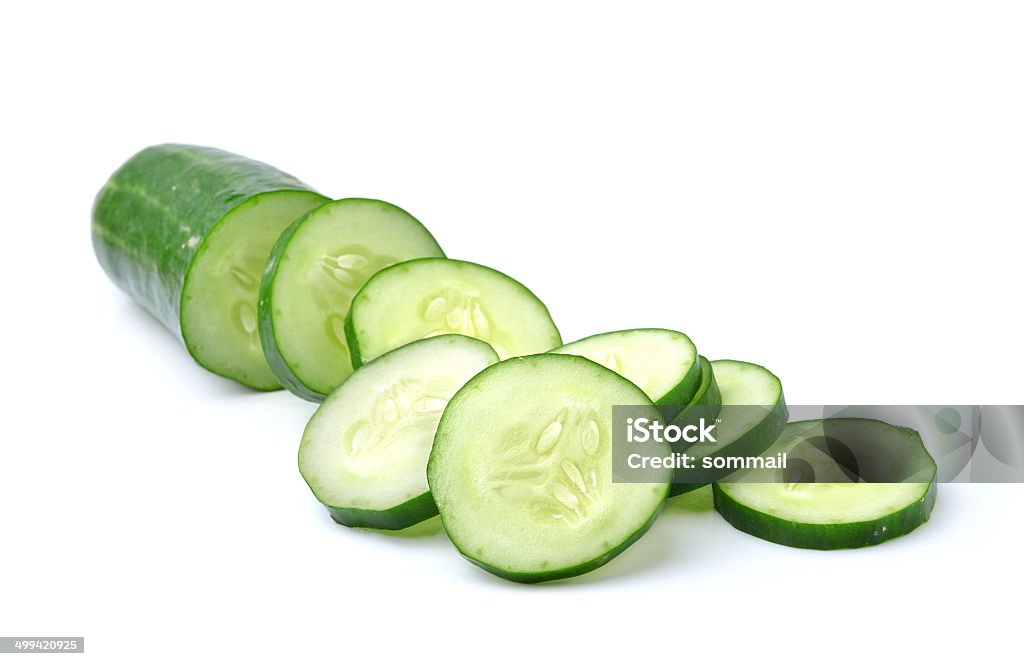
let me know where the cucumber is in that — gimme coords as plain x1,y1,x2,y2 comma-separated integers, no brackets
665,355,723,497
551,328,700,417
299,335,498,530
345,258,561,368
714,418,938,549
428,354,671,583
259,198,445,401
92,144,328,389
670,359,788,495
674,354,722,422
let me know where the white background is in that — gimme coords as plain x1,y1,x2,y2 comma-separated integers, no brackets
2,1,1022,663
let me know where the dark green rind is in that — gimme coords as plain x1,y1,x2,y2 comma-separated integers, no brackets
713,480,937,550
671,355,722,422
344,309,364,371
258,198,446,402
448,494,668,584
655,355,702,420
345,257,562,370
325,491,439,531
257,205,327,401
666,360,723,498
669,359,787,496
92,144,327,388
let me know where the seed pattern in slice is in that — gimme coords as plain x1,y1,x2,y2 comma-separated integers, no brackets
346,258,561,368
299,335,499,530
260,198,445,401
428,354,670,583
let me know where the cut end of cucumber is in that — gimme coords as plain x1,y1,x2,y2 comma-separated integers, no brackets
260,198,445,400
428,354,670,582
346,258,561,368
299,335,499,530
181,189,328,390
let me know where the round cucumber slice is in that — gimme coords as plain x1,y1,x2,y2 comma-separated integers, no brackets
299,335,498,530
714,418,938,549
551,328,700,417
428,354,671,583
260,198,445,401
670,359,788,495
345,258,561,368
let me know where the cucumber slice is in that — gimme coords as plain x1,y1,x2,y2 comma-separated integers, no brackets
714,418,938,549
674,354,722,421
92,144,328,389
428,354,671,583
670,359,788,495
259,199,445,401
551,328,700,417
345,258,561,367
666,356,723,497
299,335,499,530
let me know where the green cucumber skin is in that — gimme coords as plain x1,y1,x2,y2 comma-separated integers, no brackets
712,481,937,549
258,199,446,402
257,203,315,399
344,309,364,372
675,355,722,420
669,361,787,497
92,144,326,386
654,344,701,416
448,488,669,584
325,491,439,531
667,357,724,497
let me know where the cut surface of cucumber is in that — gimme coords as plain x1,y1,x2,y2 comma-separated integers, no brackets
93,144,328,389
299,335,498,530
670,359,787,494
714,418,938,549
260,198,445,400
552,328,700,416
346,258,561,368
428,354,670,583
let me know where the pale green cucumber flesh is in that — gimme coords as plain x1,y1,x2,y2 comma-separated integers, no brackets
260,198,444,400
552,328,700,417
714,418,938,549
182,190,328,389
346,258,561,368
670,359,787,495
428,354,670,583
299,335,498,530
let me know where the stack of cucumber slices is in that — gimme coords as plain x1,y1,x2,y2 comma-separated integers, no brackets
93,144,939,583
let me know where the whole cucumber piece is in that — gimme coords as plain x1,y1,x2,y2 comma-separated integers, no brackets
92,144,328,389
